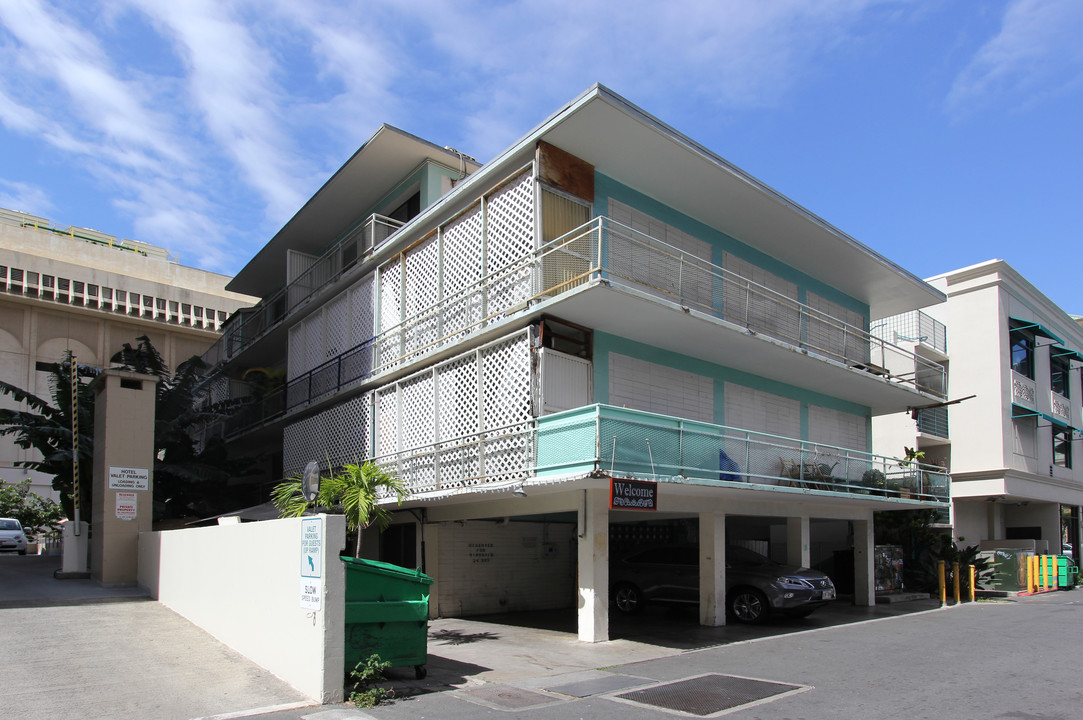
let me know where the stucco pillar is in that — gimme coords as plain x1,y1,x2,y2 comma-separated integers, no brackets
424,523,440,619
786,515,811,568
853,517,875,606
89,369,158,587
577,488,609,642
699,512,726,626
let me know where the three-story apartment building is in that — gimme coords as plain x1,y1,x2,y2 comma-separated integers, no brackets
210,85,950,641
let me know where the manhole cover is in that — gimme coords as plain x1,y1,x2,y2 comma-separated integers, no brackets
457,684,563,711
615,673,806,716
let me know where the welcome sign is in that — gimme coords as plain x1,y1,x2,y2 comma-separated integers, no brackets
610,477,657,511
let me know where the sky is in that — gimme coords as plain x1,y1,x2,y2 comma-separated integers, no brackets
0,0,1080,313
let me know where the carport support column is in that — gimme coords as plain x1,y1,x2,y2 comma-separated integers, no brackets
699,513,726,626
853,517,875,607
786,516,810,568
577,488,609,642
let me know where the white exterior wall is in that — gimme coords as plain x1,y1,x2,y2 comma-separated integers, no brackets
434,519,576,616
138,515,347,703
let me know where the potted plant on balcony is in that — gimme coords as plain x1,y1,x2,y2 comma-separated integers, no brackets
862,469,887,496
897,446,925,499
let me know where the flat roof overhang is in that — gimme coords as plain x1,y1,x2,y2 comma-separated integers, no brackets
229,125,480,297
232,85,943,319
538,279,942,415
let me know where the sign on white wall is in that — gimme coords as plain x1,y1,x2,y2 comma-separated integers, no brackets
108,466,150,491
300,518,323,611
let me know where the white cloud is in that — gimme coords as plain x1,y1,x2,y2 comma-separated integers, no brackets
947,0,1083,116
0,179,52,217
389,0,905,159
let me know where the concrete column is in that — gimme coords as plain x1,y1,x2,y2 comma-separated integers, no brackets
786,516,811,568
577,488,609,642
853,517,875,607
425,524,441,619
89,370,158,586
699,512,726,626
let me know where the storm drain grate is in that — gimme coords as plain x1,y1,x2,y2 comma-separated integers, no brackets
615,673,805,716
457,684,564,711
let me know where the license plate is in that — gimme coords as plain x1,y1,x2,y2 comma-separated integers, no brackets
822,588,836,600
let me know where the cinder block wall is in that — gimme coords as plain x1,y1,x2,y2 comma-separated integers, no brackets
435,520,576,616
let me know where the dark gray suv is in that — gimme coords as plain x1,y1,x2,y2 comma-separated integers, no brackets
611,544,836,624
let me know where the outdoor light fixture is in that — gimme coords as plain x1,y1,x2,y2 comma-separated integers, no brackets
512,483,528,498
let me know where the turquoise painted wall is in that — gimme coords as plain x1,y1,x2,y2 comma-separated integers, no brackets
592,172,869,323
593,331,871,448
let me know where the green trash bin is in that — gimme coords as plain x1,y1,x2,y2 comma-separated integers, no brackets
1056,555,1079,590
342,556,434,679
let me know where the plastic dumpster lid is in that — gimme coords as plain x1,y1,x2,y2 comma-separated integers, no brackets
340,555,434,584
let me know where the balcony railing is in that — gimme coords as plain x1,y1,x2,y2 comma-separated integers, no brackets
203,213,402,367
873,310,947,356
373,404,950,503
916,405,949,438
277,216,946,414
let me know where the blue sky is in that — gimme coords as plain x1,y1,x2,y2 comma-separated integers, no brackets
1,1,1080,313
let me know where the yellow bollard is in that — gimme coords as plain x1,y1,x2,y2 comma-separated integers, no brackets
969,565,976,602
952,561,961,604
1042,555,1049,591
938,560,947,605
1030,555,1039,593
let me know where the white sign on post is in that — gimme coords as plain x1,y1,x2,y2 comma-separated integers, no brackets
300,517,323,611
108,466,150,491
116,492,137,520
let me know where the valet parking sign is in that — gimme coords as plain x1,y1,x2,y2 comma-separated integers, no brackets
299,518,323,611
610,477,658,511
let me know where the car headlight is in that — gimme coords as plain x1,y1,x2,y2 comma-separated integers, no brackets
777,576,814,589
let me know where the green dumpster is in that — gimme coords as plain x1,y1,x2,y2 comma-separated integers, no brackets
342,556,434,679
1056,555,1079,590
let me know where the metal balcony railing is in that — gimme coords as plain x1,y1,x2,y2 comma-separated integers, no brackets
916,405,949,438
372,404,950,504
277,217,946,413
203,213,402,366
873,310,947,356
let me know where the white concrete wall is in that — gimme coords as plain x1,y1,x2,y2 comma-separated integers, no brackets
138,515,347,703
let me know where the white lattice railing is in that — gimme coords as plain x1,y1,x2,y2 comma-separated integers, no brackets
372,404,950,504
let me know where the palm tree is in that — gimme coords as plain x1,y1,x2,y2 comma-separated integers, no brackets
272,461,409,557
0,352,97,519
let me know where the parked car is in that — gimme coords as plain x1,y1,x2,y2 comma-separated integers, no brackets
0,518,28,555
611,544,835,624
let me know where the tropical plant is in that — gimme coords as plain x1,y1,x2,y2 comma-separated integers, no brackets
0,479,65,539
0,352,97,519
111,336,250,520
272,460,409,557
0,336,249,522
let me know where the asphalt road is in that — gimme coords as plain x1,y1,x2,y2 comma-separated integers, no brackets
268,591,1083,720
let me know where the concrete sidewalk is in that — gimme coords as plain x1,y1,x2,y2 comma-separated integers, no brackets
0,555,314,720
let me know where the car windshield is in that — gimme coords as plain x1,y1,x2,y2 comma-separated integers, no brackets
0,519,21,531
727,546,778,568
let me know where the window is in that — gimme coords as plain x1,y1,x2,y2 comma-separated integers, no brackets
1010,328,1034,379
1053,426,1072,468
1052,355,1071,398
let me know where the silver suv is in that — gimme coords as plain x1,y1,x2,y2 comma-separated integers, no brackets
0,518,28,555
611,544,835,624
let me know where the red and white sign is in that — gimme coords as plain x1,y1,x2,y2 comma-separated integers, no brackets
116,492,137,520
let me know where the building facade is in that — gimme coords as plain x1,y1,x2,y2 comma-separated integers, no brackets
0,208,256,503
874,260,1083,557
212,85,950,640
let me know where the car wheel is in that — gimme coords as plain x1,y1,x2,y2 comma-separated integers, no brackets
18,549,26,556
613,583,645,614
729,588,769,624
